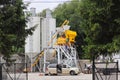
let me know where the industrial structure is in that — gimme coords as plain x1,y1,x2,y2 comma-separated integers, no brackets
25,8,56,55
24,8,80,74
25,8,56,72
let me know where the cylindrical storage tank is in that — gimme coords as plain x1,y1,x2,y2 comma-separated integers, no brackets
42,18,56,48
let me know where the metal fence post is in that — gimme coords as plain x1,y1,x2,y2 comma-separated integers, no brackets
14,63,16,80
92,55,95,80
116,61,118,80
0,63,2,80
26,63,28,80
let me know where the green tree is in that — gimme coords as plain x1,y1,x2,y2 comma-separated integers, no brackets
80,0,120,59
53,0,120,59
0,0,35,61
53,0,85,58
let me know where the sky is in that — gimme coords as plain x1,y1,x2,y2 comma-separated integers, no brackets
23,0,70,13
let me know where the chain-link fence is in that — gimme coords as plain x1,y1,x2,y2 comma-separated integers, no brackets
94,62,118,80
0,63,28,80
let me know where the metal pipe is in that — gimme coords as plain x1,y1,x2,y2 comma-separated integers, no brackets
57,46,61,64
43,49,46,73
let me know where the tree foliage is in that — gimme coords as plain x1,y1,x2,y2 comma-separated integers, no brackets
53,0,86,58
80,0,120,58
0,0,35,60
53,0,120,59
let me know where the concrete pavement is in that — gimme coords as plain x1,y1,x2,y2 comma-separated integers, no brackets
28,73,92,80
